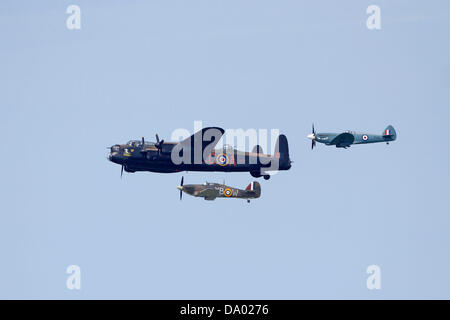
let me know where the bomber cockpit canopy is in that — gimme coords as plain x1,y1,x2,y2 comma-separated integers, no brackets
126,140,155,147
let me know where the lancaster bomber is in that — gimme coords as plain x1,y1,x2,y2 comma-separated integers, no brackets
307,124,397,149
108,127,291,180
177,176,261,202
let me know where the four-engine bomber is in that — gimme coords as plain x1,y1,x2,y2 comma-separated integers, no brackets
108,127,291,180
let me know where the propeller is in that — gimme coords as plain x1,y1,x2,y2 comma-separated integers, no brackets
155,134,165,149
179,176,184,200
140,136,148,157
121,165,124,179
311,123,316,150
154,133,165,156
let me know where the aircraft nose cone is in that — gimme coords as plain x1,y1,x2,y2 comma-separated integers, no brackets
177,186,183,191
108,152,123,165
307,134,315,140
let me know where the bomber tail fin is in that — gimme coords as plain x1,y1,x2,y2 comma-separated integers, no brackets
274,134,291,170
382,125,397,141
245,181,261,198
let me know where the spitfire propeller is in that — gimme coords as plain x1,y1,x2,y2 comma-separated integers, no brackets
178,176,184,200
309,123,316,150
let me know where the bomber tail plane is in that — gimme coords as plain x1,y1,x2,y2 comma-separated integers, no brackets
276,134,291,169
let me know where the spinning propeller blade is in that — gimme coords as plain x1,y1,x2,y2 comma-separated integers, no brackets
155,133,165,151
179,176,184,200
311,123,316,150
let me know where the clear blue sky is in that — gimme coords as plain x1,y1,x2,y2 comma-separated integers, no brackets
1,0,449,299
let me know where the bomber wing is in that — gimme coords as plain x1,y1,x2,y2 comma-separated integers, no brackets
172,127,225,163
330,132,355,147
178,127,225,151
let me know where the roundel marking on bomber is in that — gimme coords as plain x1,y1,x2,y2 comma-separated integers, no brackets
216,153,229,166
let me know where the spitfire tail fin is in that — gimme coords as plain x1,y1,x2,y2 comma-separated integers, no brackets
382,125,397,141
245,181,261,198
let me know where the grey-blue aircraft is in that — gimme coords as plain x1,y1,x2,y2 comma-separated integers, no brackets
307,124,397,149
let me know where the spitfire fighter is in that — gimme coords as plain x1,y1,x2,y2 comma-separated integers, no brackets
307,124,397,149
177,177,261,202
108,127,291,180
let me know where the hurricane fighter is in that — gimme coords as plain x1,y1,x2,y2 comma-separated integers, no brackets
177,177,261,202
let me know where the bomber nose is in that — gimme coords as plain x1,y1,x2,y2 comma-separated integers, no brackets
177,186,183,191
108,151,122,164
108,145,121,162
307,134,315,140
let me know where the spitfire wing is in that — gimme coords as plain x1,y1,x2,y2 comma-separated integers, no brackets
330,132,355,147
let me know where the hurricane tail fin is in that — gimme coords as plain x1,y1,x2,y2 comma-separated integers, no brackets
245,181,261,198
